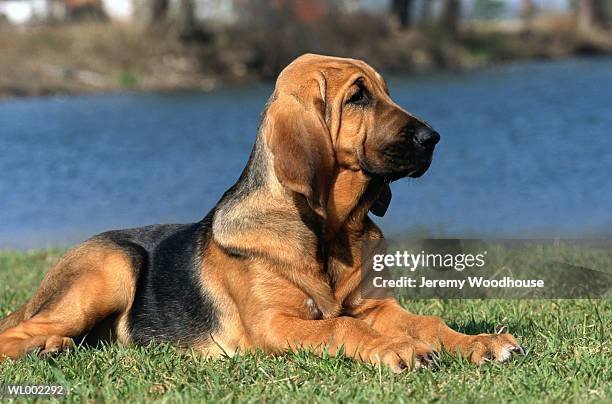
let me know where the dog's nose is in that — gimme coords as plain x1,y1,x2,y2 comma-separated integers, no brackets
415,127,440,147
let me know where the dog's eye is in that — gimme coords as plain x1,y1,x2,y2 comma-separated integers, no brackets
347,86,369,106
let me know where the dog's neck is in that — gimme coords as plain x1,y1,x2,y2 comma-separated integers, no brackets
211,132,321,264
324,168,382,239
211,127,384,260
209,134,384,317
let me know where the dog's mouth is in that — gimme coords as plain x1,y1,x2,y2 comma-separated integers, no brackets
360,143,437,182
407,154,434,178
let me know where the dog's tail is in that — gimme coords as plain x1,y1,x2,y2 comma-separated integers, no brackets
0,305,26,333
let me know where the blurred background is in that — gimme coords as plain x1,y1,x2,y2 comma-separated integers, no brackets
1,0,611,248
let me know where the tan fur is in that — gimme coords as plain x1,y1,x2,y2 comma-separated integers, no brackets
0,54,521,371
0,240,135,359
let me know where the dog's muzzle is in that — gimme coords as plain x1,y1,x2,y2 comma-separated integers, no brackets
360,123,440,181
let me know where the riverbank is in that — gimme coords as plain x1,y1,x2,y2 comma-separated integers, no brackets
2,15,612,100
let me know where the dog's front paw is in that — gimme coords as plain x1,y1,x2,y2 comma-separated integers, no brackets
363,336,437,373
463,333,525,364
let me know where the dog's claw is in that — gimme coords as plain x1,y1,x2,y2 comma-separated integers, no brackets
40,347,60,357
414,352,440,371
426,352,440,370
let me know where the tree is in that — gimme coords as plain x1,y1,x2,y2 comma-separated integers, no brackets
150,0,169,23
577,0,610,32
178,0,197,37
520,0,535,32
391,0,414,29
420,0,434,23
440,0,461,35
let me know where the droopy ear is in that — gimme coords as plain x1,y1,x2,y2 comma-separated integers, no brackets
266,82,335,219
369,184,392,217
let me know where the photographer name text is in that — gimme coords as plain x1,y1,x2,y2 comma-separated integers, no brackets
372,276,544,289
370,251,545,289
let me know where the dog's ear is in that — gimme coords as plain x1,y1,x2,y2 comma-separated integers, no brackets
370,184,392,217
266,81,335,219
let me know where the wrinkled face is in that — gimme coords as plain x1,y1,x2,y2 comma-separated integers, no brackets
328,59,440,181
268,54,440,217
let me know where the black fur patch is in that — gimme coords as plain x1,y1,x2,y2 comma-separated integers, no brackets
96,212,219,345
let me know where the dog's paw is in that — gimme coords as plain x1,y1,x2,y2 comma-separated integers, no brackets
464,333,525,364
18,335,74,358
38,335,74,356
364,336,438,373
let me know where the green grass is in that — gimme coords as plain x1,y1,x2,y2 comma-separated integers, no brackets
1,250,611,403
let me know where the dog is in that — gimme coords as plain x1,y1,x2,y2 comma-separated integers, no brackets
0,54,523,372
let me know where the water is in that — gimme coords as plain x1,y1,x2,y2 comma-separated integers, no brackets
1,58,611,249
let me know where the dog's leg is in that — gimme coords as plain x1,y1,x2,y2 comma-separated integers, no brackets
353,299,524,364
250,311,436,372
0,305,27,333
0,241,135,361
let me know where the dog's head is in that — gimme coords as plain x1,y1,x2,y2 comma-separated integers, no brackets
265,53,439,219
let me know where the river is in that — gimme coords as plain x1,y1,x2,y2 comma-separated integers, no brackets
1,58,611,248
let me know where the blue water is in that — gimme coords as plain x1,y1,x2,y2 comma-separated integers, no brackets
1,58,612,249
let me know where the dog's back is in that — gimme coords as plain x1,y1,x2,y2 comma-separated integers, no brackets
94,218,219,345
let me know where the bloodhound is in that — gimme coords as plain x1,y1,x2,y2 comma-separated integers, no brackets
0,54,523,372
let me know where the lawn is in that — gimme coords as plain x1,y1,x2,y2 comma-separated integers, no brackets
0,249,610,403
